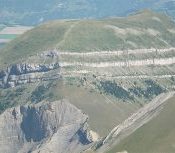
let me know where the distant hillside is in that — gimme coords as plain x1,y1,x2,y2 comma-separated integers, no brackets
0,0,175,25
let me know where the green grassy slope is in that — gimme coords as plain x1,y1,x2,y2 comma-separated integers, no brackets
0,21,73,67
0,10,175,68
107,95,175,153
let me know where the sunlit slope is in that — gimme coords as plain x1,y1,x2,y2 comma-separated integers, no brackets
1,11,175,67
107,95,175,153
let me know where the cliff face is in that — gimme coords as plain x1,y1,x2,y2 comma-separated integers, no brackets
0,63,60,88
0,99,94,153
0,51,60,88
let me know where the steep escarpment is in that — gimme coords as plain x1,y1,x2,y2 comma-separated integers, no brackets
0,99,96,153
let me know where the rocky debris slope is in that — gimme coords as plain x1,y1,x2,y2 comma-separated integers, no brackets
96,92,175,153
0,99,96,153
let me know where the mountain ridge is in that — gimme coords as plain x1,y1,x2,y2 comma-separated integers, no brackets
0,0,175,25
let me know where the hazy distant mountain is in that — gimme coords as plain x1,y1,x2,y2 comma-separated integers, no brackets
0,0,175,25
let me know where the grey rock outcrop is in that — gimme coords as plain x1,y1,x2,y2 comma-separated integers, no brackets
40,50,59,58
0,99,94,153
0,62,60,88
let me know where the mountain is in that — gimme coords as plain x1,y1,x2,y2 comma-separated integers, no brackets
0,0,175,25
0,11,175,153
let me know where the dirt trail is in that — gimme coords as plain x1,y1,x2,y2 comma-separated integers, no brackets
56,21,80,47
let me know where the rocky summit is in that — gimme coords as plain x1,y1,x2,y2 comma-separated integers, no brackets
0,99,96,153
